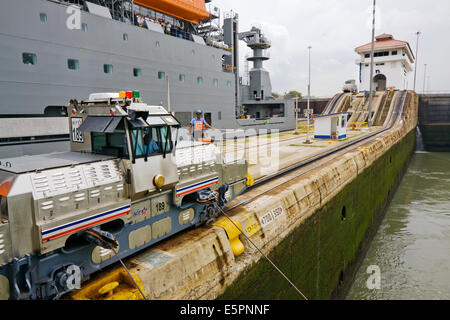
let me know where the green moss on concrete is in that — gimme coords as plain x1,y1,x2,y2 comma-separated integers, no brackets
218,129,416,300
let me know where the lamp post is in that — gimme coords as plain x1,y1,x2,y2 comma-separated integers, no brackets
368,0,376,127
304,46,313,144
166,75,171,113
423,64,428,94
413,31,421,92
293,96,300,135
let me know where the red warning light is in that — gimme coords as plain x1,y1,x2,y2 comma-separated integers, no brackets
126,91,133,98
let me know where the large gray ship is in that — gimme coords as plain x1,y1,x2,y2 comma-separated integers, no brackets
0,0,296,157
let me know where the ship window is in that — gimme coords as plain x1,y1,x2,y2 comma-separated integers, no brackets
179,74,185,82
104,64,113,74
133,68,142,77
68,59,79,70
22,53,37,65
197,76,203,85
158,71,165,80
226,80,232,88
155,41,160,48
213,79,219,87
40,13,47,23
82,23,88,32
123,33,128,41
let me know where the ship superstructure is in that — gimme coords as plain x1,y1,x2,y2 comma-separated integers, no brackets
0,0,296,158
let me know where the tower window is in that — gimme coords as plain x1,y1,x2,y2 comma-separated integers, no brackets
68,59,79,70
155,41,160,48
22,53,37,65
179,74,185,82
133,68,142,77
392,50,398,55
81,23,88,32
191,50,195,56
104,64,113,74
197,76,203,85
374,51,389,57
40,13,47,23
226,80,232,88
123,33,128,41
158,71,165,80
364,53,370,58
213,79,219,87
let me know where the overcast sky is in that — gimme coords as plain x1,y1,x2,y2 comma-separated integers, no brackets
212,0,450,97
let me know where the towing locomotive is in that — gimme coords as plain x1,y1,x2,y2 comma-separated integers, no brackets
0,91,249,300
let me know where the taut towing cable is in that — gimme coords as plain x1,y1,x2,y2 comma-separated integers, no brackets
211,203,308,300
83,228,148,300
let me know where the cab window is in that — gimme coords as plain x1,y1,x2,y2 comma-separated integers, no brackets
91,121,129,157
130,126,173,159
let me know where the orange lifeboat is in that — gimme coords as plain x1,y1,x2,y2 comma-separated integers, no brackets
134,0,210,24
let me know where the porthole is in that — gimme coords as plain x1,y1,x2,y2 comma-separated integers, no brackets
67,59,79,70
40,13,47,23
104,64,113,74
133,68,142,77
22,53,37,65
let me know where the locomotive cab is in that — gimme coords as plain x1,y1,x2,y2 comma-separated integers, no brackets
70,92,181,197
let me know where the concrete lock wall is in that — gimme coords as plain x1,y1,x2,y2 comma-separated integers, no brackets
418,94,450,152
217,93,417,300
116,92,418,300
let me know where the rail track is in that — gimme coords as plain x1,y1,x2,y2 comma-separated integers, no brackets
225,91,409,213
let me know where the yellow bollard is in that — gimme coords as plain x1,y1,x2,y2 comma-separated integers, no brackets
213,218,245,256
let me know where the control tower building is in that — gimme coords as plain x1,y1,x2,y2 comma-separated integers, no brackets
355,34,415,92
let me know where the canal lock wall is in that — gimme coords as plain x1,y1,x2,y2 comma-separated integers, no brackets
98,92,418,300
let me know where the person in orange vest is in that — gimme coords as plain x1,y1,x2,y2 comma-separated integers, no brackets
188,109,213,142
